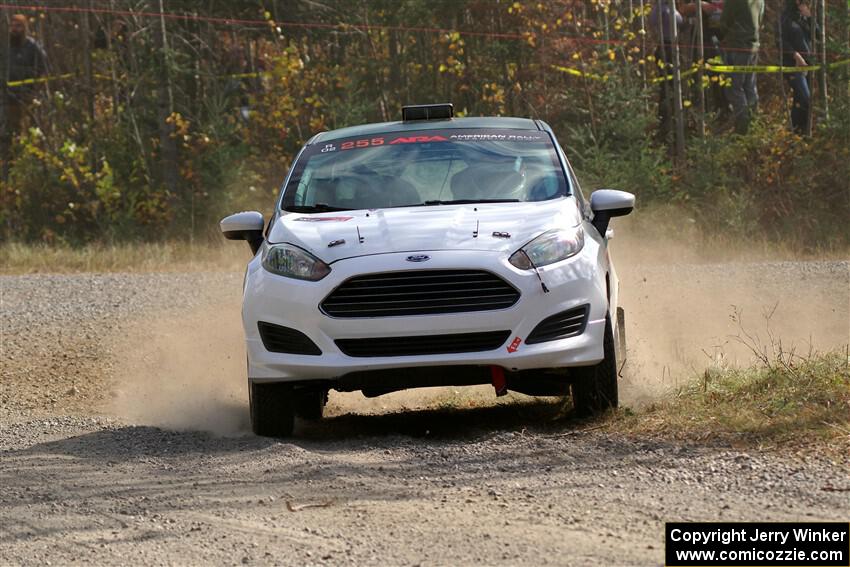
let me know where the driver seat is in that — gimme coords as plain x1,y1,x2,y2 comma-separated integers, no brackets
450,164,524,201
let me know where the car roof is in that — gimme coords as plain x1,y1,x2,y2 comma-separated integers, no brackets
310,116,543,145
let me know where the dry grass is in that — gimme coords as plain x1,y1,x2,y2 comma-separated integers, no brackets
616,206,850,264
0,241,253,274
4,206,848,274
612,350,850,453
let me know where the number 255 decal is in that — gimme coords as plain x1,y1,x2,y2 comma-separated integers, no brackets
341,137,385,150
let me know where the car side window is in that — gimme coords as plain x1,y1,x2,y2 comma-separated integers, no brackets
293,170,314,206
569,167,589,219
557,145,590,219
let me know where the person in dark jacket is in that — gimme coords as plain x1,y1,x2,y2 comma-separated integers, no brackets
719,0,764,134
680,1,727,114
7,14,48,134
779,0,815,134
649,1,683,142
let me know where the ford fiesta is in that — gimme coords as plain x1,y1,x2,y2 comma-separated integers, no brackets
221,104,635,437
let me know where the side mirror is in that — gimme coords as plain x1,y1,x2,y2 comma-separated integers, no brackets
590,189,634,237
220,211,264,254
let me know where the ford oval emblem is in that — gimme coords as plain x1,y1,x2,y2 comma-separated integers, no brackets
406,255,430,263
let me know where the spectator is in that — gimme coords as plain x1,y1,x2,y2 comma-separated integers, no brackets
680,1,725,50
679,2,729,118
649,1,683,142
779,0,815,134
7,14,48,134
680,1,725,47
718,0,764,134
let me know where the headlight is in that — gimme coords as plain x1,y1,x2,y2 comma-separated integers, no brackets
262,243,331,281
509,228,584,269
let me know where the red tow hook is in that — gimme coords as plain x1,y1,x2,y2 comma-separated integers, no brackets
490,366,508,397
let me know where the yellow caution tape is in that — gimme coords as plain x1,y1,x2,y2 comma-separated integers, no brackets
705,57,850,73
551,65,584,78
7,73,74,87
650,65,700,84
553,56,850,83
5,71,262,87
225,72,267,79
706,63,821,73
554,63,699,83
9,57,850,90
551,65,609,81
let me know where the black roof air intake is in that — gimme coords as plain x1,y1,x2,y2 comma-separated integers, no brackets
402,103,453,121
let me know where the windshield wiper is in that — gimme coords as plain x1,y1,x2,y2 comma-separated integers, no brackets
285,203,352,213
421,199,520,206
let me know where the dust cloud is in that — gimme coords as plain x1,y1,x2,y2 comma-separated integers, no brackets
614,213,850,402
109,302,250,436
107,301,527,434
108,220,849,433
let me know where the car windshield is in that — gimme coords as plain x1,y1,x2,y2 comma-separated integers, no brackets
280,128,568,212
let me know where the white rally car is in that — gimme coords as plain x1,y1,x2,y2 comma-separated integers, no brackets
222,104,634,437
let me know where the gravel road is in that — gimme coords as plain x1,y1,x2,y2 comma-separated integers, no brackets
1,261,848,565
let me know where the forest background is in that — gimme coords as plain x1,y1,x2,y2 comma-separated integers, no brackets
1,0,848,251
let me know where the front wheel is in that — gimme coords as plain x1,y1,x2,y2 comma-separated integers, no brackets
293,388,328,421
249,381,295,437
571,315,618,416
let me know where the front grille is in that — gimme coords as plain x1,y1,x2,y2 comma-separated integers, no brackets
258,322,322,355
336,330,512,357
321,269,520,318
525,305,589,344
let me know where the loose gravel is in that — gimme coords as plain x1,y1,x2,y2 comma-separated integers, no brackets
0,263,847,565
1,273,241,421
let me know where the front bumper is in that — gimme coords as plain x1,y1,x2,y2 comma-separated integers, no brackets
243,249,608,382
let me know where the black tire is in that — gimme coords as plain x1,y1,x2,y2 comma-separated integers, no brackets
571,315,619,416
249,381,295,437
293,388,327,421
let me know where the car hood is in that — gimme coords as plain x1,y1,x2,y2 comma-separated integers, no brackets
268,198,582,263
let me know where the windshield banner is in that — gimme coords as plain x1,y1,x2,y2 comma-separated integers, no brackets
313,129,550,155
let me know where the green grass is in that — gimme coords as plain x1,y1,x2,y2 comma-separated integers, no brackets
613,351,850,452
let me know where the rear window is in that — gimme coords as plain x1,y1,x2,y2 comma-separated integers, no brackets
280,128,569,212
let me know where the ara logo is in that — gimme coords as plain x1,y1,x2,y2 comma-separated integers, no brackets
405,255,430,262
389,135,449,145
